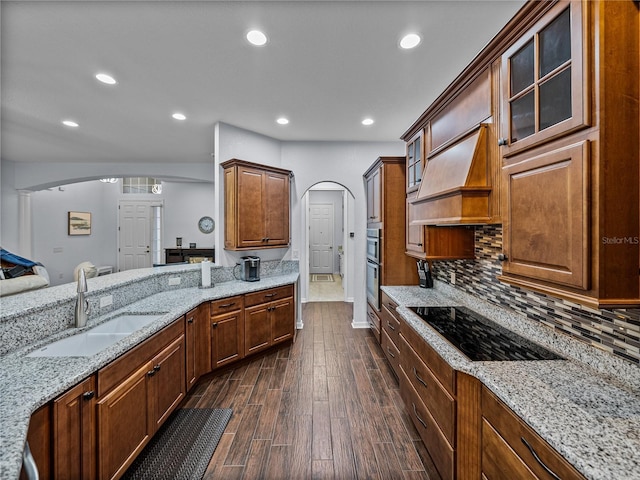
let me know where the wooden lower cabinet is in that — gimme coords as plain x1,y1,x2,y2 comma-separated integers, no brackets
54,376,97,480
244,286,294,356
20,403,52,480
185,305,211,390
481,386,585,480
211,296,244,369
97,363,153,480
22,283,297,480
97,330,185,480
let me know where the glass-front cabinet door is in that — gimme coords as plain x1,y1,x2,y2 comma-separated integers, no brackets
500,0,588,156
406,130,423,192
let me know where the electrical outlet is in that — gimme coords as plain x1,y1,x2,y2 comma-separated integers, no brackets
168,277,181,286
53,247,63,253
450,271,456,285
100,295,113,308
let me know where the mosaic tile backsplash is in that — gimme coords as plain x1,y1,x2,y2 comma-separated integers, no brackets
432,225,640,365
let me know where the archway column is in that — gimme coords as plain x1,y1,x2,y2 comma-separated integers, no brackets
17,190,33,258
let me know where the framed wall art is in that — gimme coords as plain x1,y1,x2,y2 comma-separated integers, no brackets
68,211,91,235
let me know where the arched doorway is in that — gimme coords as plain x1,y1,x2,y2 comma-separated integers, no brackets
302,182,355,303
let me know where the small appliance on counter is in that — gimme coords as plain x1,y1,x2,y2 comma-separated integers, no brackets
417,260,433,288
240,256,260,282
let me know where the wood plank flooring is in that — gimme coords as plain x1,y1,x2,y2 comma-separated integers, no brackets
182,301,440,480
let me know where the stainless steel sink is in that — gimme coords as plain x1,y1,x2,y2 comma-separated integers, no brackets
27,313,164,357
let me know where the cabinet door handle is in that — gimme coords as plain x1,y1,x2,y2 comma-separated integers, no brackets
412,403,427,429
187,317,194,324
521,437,561,480
413,367,428,388
497,253,508,261
82,390,95,400
387,321,395,331
386,347,395,358
498,137,508,146
417,243,423,247
219,302,235,308
147,370,156,377
153,365,161,372
212,322,218,328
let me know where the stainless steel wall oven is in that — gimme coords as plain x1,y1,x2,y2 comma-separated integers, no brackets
366,228,381,309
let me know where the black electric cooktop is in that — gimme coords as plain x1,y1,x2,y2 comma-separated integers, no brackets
408,306,564,362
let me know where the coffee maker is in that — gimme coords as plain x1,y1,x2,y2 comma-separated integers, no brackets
240,256,260,282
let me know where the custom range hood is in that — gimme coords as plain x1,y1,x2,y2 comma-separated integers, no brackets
410,124,491,225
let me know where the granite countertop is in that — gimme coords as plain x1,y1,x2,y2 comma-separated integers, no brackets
0,273,298,480
381,283,640,480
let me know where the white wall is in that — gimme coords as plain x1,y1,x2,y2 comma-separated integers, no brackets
23,178,213,286
214,122,405,327
161,181,216,250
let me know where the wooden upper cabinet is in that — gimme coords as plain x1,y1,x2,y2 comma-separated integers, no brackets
500,1,588,156
222,159,291,250
498,0,639,308
501,141,589,289
366,165,382,225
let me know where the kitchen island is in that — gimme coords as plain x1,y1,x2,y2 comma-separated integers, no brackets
381,282,640,480
0,261,298,479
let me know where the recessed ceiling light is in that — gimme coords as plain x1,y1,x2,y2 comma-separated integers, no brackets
362,118,375,126
62,120,79,128
399,33,421,49
247,30,268,46
276,117,289,125
172,113,186,121
95,73,117,85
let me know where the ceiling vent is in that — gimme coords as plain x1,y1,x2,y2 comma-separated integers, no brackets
410,124,491,225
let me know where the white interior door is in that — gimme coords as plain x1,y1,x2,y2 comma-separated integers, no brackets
309,203,333,274
118,201,153,271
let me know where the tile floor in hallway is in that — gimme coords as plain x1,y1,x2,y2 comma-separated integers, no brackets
308,274,344,302
182,301,439,480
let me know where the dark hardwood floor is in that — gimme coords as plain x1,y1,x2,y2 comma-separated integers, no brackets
182,301,440,480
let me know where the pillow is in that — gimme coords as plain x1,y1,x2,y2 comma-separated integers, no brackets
0,275,48,296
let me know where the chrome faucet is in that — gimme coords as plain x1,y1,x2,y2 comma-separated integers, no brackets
74,268,90,328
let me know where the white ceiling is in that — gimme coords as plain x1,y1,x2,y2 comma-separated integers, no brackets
1,0,526,165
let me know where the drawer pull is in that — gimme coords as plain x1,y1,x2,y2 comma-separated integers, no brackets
153,365,161,372
82,390,95,400
413,403,427,429
413,367,428,388
147,369,156,377
521,437,561,480
219,302,235,308
187,317,194,324
387,347,395,359
264,293,277,298
387,321,395,331
212,322,219,328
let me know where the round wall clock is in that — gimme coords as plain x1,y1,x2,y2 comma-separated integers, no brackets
198,216,215,234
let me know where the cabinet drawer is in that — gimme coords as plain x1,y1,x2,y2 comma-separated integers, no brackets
366,303,381,343
381,328,400,379
399,365,454,480
210,295,244,316
97,319,183,397
482,419,536,480
244,285,294,308
380,303,401,347
399,333,455,445
381,291,399,314
402,321,456,396
482,387,585,480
